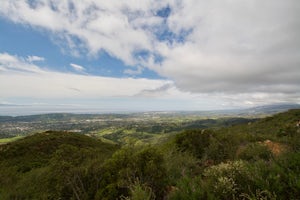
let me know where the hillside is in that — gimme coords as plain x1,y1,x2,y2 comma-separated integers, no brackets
0,131,119,172
0,132,119,199
168,109,300,199
0,110,300,199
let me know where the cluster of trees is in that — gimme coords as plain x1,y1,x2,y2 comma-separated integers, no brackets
0,110,300,199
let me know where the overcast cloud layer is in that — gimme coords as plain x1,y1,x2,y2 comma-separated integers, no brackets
1,0,300,110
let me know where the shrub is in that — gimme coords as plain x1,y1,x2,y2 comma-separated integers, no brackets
204,130,242,163
122,180,155,200
174,129,211,159
167,176,208,200
97,146,167,200
163,149,200,184
238,143,272,161
203,160,252,199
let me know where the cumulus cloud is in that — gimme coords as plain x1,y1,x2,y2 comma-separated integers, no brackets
0,0,164,65
159,0,300,95
0,0,300,107
0,52,43,73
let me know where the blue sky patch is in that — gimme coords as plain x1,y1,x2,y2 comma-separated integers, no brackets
156,6,171,18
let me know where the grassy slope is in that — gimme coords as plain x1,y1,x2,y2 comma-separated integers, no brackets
0,131,119,172
0,135,24,144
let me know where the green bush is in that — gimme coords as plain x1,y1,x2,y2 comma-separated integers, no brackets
238,143,272,161
122,180,155,200
163,149,200,184
242,156,300,200
97,146,167,200
167,176,207,200
203,160,251,199
174,129,211,159
204,130,244,163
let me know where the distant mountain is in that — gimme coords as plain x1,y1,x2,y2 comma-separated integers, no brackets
1,103,299,122
0,113,130,123
162,103,300,117
0,116,13,122
243,103,300,115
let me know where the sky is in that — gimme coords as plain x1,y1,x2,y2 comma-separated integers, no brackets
0,0,300,115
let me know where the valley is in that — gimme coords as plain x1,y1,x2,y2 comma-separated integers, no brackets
0,111,258,144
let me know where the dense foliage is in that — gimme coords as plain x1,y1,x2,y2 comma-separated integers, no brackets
1,109,300,199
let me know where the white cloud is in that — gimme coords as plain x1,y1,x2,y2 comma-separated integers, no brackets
124,66,143,76
1,53,299,112
0,53,170,99
0,52,19,63
70,63,85,72
0,52,43,73
1,1,300,108
159,0,300,95
0,0,161,65
26,55,45,62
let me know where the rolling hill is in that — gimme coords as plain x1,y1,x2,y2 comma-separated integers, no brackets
0,109,299,199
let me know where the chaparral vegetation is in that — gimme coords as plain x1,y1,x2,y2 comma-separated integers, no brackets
1,109,300,199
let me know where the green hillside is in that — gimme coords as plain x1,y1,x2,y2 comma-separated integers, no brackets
0,110,300,199
168,109,300,199
0,131,119,172
0,131,119,199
